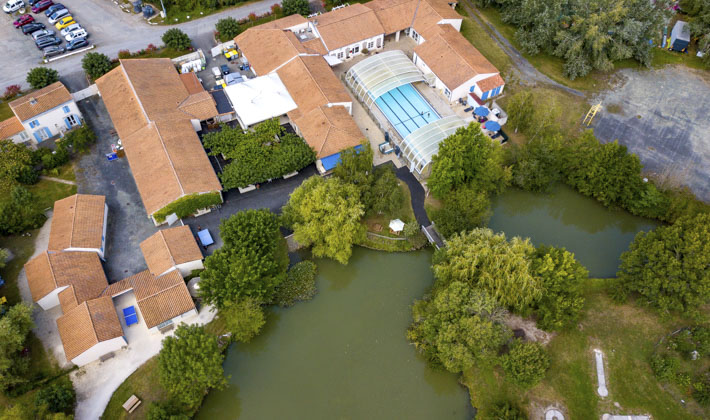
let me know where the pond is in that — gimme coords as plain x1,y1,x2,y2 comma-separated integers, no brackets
197,249,472,420
489,184,660,278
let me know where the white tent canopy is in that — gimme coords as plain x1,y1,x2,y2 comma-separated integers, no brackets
401,115,467,174
224,73,297,128
389,219,405,232
344,50,426,108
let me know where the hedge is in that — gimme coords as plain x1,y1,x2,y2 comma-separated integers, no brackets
153,192,222,223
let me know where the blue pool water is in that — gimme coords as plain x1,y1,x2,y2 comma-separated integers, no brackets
375,84,440,139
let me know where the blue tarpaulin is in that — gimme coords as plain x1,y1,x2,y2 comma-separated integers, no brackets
320,144,363,172
123,306,138,326
198,229,214,246
484,121,501,132
474,106,489,117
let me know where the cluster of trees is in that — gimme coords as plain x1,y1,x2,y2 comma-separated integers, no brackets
203,119,316,190
0,303,34,395
428,123,511,238
162,28,192,50
26,67,59,90
681,0,710,66
282,0,310,16
477,0,668,79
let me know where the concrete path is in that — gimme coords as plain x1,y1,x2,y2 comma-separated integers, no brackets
594,348,609,397
39,175,76,185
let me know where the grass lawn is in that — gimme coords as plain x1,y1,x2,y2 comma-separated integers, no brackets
163,0,269,24
26,175,78,213
0,99,15,121
458,10,513,74
123,47,192,60
462,279,708,419
43,162,76,182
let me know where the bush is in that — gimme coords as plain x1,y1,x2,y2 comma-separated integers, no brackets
62,125,96,153
16,166,39,185
34,377,75,414
501,340,550,388
3,85,20,100
364,165,403,216
282,0,310,16
693,373,710,405
274,260,318,307
222,298,265,343
81,52,113,81
118,49,131,59
403,222,420,238
650,354,680,381
26,67,59,90
0,186,47,235
162,28,191,50
146,401,190,420
431,186,491,238
484,401,527,420
152,192,222,223
216,17,240,42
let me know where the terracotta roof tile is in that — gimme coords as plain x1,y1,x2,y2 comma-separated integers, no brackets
0,116,24,139
236,29,310,75
292,105,365,158
127,270,195,328
258,14,308,29
178,91,218,121
179,72,204,95
57,296,123,361
302,38,328,56
311,4,385,51
95,66,148,140
140,225,203,276
48,194,106,252
476,74,505,92
24,251,108,304
9,82,72,122
365,0,417,34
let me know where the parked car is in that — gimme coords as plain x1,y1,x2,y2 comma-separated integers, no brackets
47,8,68,23
35,35,60,49
54,16,73,29
43,2,62,15
3,0,23,13
59,22,79,36
31,0,52,13
64,28,86,41
220,64,230,75
28,0,41,5
65,37,87,51
21,21,44,34
32,28,53,40
13,14,34,27
42,45,64,58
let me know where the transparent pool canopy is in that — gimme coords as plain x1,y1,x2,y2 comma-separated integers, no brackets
401,115,467,174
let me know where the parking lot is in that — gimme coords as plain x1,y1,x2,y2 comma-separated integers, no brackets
592,67,710,203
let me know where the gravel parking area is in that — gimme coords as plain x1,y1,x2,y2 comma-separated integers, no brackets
592,67,710,202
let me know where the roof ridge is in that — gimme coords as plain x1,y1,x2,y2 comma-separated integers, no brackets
84,301,100,345
137,280,181,302
299,57,330,105
68,194,78,248
152,123,186,197
45,252,58,289
160,230,177,269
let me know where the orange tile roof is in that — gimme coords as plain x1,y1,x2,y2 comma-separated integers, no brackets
258,14,308,30
302,38,328,56
24,251,108,304
140,225,203,276
477,74,505,92
178,91,218,121
95,65,148,140
9,82,73,122
365,0,417,34
236,28,311,75
48,194,106,252
277,56,352,120
0,116,24,139
414,24,499,89
311,4,385,50
179,72,204,95
292,105,365,158
57,296,123,361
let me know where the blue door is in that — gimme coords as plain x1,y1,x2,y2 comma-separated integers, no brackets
481,90,489,100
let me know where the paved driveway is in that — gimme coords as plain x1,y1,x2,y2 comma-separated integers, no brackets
592,67,710,203
0,0,277,90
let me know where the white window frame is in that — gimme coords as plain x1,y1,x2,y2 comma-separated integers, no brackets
67,114,79,126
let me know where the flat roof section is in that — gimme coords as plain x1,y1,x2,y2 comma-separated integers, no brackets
224,73,297,128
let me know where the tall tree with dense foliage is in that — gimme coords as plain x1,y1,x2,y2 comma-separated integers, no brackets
530,245,587,330
215,17,240,42
512,134,565,193
501,340,550,388
433,229,541,311
618,213,710,315
81,52,113,81
0,140,32,192
158,325,226,408
0,186,47,235
364,165,403,216
200,209,287,308
222,298,265,343
682,0,710,66
26,67,59,90
408,281,511,373
283,176,365,264
282,0,310,16
333,143,373,190
162,28,191,50
428,123,511,198
431,185,491,238
34,377,75,415
0,303,34,393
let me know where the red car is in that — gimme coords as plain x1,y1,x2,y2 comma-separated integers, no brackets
13,14,35,28
32,0,54,13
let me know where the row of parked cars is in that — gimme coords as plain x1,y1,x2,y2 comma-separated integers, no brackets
4,0,89,59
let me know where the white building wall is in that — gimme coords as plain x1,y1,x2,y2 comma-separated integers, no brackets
71,336,127,367
326,34,384,60
6,130,31,145
175,260,204,278
438,19,462,32
20,100,82,142
148,308,199,334
37,286,69,310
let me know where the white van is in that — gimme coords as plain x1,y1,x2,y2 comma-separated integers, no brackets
65,28,87,41
2,0,24,13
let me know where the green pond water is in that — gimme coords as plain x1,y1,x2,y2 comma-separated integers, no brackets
197,184,659,419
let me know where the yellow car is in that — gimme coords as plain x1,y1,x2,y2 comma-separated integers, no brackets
55,17,75,30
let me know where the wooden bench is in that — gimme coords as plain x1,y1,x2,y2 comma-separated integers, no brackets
122,395,141,413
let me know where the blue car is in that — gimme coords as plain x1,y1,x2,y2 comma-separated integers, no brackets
44,3,64,16
66,37,87,51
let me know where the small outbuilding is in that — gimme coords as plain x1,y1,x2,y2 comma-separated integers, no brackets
140,225,204,277
670,21,690,52
389,219,405,233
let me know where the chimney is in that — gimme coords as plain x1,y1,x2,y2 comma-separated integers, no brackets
29,98,37,105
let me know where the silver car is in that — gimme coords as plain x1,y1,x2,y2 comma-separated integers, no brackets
47,8,69,24
60,23,81,36
32,29,54,40
42,45,65,58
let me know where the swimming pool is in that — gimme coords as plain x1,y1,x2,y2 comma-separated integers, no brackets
375,84,440,139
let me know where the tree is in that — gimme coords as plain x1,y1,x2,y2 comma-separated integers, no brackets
282,176,365,264
501,340,550,388
62,125,96,153
162,28,191,50
682,0,710,66
282,0,310,16
0,140,33,192
158,325,226,408
0,303,34,392
365,165,403,215
433,229,541,311
274,260,318,307
431,185,491,238
530,245,587,330
618,213,710,315
408,281,511,373
0,248,8,269
513,134,564,193
146,401,190,420
428,123,511,198
26,67,59,90
81,52,113,81
34,377,75,414
216,17,241,42
483,401,527,420
222,298,265,343
200,209,287,309
333,143,374,191
0,186,47,236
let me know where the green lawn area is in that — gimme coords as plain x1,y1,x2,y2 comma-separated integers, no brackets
163,0,267,24
0,100,15,121
462,279,709,419
27,176,77,213
458,10,513,74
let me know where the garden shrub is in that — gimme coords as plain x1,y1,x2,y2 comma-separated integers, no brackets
222,298,265,343
152,192,222,223
34,377,75,414
81,52,113,81
484,401,527,420
26,67,59,90
216,17,240,42
3,84,20,100
501,340,550,388
162,28,191,50
274,260,318,307
650,354,680,381
62,126,96,153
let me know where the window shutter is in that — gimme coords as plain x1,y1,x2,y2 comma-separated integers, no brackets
64,117,72,129
33,131,42,142
63,105,70,113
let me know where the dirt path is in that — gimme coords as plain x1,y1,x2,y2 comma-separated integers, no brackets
460,0,585,97
39,176,76,185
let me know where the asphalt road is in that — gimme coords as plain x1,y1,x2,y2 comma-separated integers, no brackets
0,0,277,90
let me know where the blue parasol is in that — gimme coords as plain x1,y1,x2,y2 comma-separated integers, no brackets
484,121,501,132
474,106,490,117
